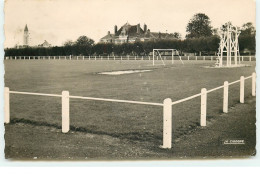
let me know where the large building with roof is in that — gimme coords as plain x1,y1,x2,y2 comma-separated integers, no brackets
100,22,178,44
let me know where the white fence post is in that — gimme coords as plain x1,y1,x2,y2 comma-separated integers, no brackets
162,98,172,149
252,72,256,96
62,91,70,133
240,76,245,103
121,56,122,60
223,81,229,113
4,87,10,124
242,56,244,61
114,56,115,60
211,56,213,61
149,56,150,60
203,56,205,60
135,56,136,60
196,56,197,60
187,56,189,61
77,56,78,60
249,56,252,62
83,56,85,60
200,88,207,126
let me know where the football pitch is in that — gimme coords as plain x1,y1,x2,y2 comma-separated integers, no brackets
4,59,256,146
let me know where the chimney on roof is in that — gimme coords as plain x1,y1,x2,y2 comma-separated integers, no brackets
137,23,140,34
114,25,117,34
108,31,110,35
144,24,147,33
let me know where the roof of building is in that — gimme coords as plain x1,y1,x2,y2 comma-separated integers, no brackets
115,23,145,37
150,32,176,39
100,22,178,42
100,33,115,40
38,40,51,46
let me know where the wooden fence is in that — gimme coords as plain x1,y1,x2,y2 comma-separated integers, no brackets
4,72,256,149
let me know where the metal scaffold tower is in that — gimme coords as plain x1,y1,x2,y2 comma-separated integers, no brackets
216,23,241,67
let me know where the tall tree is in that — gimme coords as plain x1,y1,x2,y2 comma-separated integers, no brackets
172,32,182,39
239,22,255,53
75,36,94,46
240,22,255,36
186,13,213,38
63,40,74,46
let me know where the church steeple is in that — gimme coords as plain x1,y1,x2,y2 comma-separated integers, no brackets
23,24,29,46
24,24,28,32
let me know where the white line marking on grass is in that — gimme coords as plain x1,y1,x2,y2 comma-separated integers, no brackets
98,70,152,75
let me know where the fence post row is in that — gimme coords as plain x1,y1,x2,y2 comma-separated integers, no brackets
223,81,229,113
62,91,70,133
4,87,10,124
162,98,172,149
200,88,207,126
240,76,245,103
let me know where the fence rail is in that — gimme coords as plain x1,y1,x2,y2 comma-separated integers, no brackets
9,90,62,97
4,55,256,62
69,95,163,106
4,72,256,149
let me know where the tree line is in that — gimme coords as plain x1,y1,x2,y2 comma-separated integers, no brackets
5,13,255,56
5,36,221,56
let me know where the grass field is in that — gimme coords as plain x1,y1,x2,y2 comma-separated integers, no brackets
4,59,256,147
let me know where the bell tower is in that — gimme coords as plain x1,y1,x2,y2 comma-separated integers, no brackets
23,24,29,46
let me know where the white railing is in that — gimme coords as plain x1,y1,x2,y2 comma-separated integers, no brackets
161,72,256,148
4,55,256,62
4,72,256,149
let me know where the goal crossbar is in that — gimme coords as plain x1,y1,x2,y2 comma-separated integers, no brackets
153,49,183,66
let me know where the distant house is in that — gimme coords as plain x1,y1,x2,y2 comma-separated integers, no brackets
38,40,52,48
100,22,178,44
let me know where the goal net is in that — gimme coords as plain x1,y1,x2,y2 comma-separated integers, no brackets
152,49,183,66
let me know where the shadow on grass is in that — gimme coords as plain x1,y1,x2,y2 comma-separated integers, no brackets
9,118,162,144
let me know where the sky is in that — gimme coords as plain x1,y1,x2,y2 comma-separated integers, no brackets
4,0,256,47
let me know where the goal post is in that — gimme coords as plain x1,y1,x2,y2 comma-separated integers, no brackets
152,49,183,66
